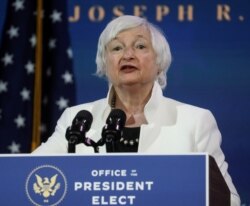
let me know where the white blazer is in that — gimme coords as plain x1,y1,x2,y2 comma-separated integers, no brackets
33,82,240,205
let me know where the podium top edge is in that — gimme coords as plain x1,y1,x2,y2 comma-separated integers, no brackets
0,152,209,158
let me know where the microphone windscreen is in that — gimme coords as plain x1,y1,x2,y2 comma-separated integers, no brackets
73,110,93,131
107,109,126,128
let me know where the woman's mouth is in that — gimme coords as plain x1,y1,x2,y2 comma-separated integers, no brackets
120,65,137,72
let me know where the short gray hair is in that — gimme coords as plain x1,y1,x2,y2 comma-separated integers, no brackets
95,15,172,89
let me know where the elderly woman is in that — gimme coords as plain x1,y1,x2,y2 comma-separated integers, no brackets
33,15,240,205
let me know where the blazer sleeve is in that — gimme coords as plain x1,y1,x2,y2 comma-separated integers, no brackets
32,108,71,154
195,109,240,206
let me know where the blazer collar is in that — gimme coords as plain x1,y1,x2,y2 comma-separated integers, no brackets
101,81,177,127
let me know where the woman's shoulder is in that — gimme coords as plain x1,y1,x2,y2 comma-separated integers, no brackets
163,96,213,116
160,97,218,129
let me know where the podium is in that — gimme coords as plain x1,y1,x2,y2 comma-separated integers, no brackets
0,153,230,206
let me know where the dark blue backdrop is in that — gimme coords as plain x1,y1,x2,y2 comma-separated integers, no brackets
0,0,249,204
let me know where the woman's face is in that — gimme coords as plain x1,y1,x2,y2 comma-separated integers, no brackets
105,26,159,88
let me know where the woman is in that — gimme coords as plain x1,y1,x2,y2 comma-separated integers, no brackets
33,15,240,205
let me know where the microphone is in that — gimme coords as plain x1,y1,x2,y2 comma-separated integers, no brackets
66,110,93,153
99,109,126,152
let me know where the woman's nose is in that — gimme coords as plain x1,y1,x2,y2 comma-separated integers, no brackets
122,47,135,60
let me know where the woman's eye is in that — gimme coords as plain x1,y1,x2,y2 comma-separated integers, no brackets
136,44,146,49
112,46,122,51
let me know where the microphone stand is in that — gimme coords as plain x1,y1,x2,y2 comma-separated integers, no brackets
105,133,117,153
67,131,122,153
67,132,100,153
83,137,100,153
68,136,78,153
97,128,122,153
66,128,99,153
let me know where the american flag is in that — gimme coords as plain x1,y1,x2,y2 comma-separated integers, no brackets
0,0,76,153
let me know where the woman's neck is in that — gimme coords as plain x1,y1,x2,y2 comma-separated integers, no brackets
112,84,153,126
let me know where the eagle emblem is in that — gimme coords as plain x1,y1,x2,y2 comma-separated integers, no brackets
33,174,60,198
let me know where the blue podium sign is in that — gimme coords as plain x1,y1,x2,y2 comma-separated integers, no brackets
0,154,208,206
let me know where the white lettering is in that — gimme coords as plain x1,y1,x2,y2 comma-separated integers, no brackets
116,182,125,190
74,182,82,191
92,196,99,205
145,181,154,190
119,196,127,205
83,182,92,191
127,196,136,205
102,181,110,191
92,196,136,205
110,196,117,205
93,182,101,191
126,181,134,190
75,181,154,191
91,170,99,177
91,169,127,177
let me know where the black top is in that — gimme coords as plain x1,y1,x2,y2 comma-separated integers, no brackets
106,127,140,152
